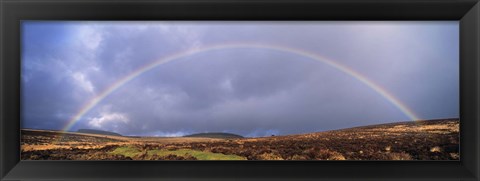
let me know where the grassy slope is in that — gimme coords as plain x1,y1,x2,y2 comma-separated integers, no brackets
110,146,246,160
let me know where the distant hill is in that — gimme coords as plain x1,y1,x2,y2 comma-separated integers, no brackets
77,129,122,136
184,132,244,139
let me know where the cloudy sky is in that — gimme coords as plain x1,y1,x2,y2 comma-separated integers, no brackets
21,21,459,137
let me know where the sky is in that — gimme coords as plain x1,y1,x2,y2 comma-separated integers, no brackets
21,21,459,137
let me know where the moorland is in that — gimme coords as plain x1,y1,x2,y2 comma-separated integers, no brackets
21,118,459,160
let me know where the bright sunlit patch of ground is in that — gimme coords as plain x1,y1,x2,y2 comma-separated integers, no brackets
110,146,246,160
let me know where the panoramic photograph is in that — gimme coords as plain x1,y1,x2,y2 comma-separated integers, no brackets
21,21,459,160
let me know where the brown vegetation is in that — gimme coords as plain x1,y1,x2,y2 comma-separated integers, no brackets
21,118,459,160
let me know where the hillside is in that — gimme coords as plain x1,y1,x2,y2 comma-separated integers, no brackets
77,129,122,136
21,118,459,160
184,132,244,139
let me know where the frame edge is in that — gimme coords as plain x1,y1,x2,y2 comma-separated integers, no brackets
0,0,5,179
460,1,480,180
1,0,480,181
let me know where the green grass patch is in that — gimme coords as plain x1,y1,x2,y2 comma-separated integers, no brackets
109,146,141,158
110,146,246,160
147,149,246,160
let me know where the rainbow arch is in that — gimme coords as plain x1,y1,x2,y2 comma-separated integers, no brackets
62,43,421,132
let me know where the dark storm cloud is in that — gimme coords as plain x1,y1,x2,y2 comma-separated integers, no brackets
22,21,459,137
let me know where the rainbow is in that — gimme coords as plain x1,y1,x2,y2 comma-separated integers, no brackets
61,42,421,132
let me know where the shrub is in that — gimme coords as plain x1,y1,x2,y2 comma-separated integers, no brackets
430,146,442,153
314,149,346,160
257,152,284,160
291,154,309,160
380,152,412,160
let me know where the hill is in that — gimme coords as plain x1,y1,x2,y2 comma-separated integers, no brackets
77,129,122,136
184,132,244,139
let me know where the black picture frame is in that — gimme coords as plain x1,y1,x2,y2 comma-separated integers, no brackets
1,0,479,180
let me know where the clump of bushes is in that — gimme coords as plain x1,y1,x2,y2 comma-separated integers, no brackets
149,154,197,160
379,152,412,160
302,148,346,160
257,152,284,160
